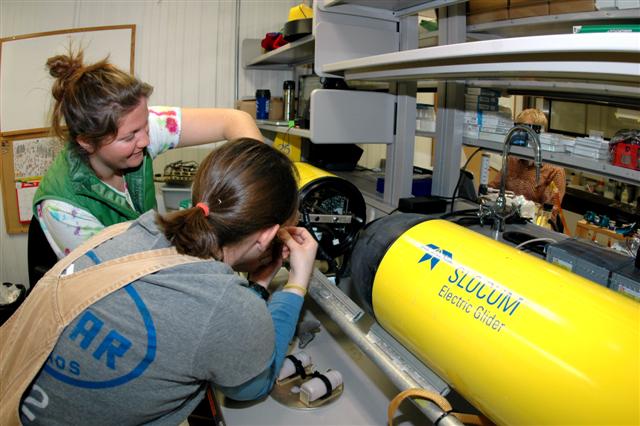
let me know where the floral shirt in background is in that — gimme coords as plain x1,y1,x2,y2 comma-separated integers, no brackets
37,106,182,258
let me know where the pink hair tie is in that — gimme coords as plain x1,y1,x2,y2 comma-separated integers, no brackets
195,202,210,216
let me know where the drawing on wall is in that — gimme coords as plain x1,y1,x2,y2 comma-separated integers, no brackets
13,137,62,180
16,181,39,222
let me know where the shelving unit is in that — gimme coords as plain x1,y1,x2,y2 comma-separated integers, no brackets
419,29,439,47
406,8,640,51
467,8,640,37
243,0,640,209
242,35,314,70
416,129,437,138
241,0,412,214
322,33,640,94
324,0,466,15
464,78,640,100
320,9,639,196
463,137,640,185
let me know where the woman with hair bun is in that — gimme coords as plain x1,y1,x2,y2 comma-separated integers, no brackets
19,138,318,424
34,49,262,258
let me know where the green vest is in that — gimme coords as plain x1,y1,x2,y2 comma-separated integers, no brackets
33,146,157,226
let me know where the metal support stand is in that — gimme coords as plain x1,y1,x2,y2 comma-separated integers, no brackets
308,270,463,426
385,14,419,206
432,2,467,198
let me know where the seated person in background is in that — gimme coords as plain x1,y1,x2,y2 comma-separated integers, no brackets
34,49,262,258
17,139,318,424
490,108,566,220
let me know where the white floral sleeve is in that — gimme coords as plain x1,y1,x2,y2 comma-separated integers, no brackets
146,106,182,158
37,200,105,259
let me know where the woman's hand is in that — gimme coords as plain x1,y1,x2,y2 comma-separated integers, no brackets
277,227,318,290
248,240,284,288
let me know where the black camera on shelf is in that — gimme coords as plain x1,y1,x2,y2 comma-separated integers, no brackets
509,123,542,147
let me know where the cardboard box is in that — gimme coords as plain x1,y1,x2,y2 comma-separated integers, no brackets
467,0,509,24
510,0,549,18
549,0,595,14
468,0,508,13
235,97,284,120
468,8,509,24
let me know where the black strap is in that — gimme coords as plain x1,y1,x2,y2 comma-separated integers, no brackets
286,354,307,379
240,280,270,301
434,410,454,426
311,371,333,399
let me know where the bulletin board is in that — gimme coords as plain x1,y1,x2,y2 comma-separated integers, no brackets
0,25,135,233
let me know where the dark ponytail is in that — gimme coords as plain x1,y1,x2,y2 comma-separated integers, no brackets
156,206,222,259
157,139,299,259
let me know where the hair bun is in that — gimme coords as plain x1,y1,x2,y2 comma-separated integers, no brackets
46,53,83,80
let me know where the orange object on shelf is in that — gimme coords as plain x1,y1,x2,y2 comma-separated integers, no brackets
575,220,628,247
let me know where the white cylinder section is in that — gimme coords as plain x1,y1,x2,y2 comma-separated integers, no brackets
277,351,312,381
299,370,343,403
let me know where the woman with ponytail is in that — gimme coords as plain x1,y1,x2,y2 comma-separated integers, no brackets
34,48,262,258
19,139,318,424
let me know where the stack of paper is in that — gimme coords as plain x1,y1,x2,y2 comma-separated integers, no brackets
570,136,610,160
463,109,513,140
539,132,575,153
464,87,502,112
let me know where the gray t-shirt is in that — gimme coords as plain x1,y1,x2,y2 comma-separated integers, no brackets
20,211,276,425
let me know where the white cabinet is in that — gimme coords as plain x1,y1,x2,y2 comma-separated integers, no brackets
312,1,399,78
310,89,395,143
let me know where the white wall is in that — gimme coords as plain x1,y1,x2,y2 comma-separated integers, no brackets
0,0,295,286
238,0,297,100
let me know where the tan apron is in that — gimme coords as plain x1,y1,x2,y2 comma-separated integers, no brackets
0,221,205,425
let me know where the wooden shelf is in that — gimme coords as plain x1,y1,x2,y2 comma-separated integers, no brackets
575,220,630,247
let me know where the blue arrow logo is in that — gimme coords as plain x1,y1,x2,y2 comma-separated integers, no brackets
418,244,453,270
